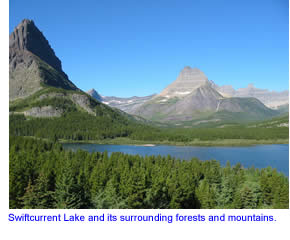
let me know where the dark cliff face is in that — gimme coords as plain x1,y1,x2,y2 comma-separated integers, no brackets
9,19,78,100
9,19,62,72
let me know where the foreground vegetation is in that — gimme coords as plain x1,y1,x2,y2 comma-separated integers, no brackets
10,136,288,209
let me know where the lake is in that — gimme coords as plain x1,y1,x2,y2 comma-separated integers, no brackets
62,143,289,176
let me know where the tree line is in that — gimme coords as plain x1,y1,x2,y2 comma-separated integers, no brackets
9,113,288,142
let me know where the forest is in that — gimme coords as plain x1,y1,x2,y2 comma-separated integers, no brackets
10,136,289,209
9,113,288,143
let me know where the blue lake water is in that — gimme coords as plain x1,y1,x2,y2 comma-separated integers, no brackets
62,143,289,176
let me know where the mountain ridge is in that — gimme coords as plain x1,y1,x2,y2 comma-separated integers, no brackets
87,90,156,113
88,66,288,117
212,82,289,109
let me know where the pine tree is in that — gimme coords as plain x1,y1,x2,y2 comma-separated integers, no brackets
21,179,37,209
217,176,234,208
239,182,261,209
92,179,127,209
195,179,215,208
126,167,147,208
54,164,83,209
21,174,54,208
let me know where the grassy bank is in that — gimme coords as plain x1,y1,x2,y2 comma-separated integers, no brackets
59,137,289,146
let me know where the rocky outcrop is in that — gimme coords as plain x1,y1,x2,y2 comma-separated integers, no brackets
24,106,63,117
9,57,43,100
9,19,78,100
70,94,95,115
40,92,97,115
39,92,97,115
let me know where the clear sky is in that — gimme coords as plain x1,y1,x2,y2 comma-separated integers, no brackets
9,0,289,97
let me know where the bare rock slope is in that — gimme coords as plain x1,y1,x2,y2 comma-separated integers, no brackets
9,19,78,100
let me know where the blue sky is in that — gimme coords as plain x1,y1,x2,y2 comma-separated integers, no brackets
9,0,289,97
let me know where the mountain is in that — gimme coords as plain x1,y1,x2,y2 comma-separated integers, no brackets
234,84,288,109
9,19,78,100
87,89,156,113
87,88,103,102
88,67,288,116
276,104,289,115
10,19,283,128
9,19,147,141
209,80,236,97
131,66,278,124
211,82,289,109
159,67,208,97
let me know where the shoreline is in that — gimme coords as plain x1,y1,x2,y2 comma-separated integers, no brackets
59,137,289,147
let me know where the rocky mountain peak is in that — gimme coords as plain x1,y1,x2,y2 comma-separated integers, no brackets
182,66,193,71
159,66,209,97
9,19,78,100
87,88,103,102
10,18,62,72
87,88,97,94
176,66,208,84
181,66,201,72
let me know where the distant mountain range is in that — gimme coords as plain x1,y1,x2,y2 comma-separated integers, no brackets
210,82,288,109
88,67,287,124
89,67,288,112
87,89,156,113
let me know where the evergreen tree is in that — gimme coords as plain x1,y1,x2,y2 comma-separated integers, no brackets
92,179,127,209
196,179,215,208
21,174,54,209
217,176,234,208
239,182,261,209
54,163,83,209
21,179,37,209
